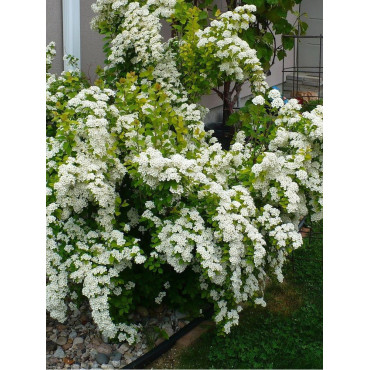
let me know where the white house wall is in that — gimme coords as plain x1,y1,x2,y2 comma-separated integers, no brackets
299,0,323,68
80,0,105,84
46,0,64,75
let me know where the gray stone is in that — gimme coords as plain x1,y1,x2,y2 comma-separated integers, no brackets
90,349,98,359
69,330,78,339
96,343,112,355
110,351,122,362
134,343,142,351
91,362,100,369
50,333,58,342
112,360,121,368
53,346,65,359
73,337,84,346
102,334,109,343
162,323,174,337
117,344,129,354
175,310,187,319
96,353,110,365
55,336,67,346
71,365,80,369
101,365,114,369
155,338,165,346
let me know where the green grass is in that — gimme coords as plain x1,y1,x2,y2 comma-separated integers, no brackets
177,221,323,369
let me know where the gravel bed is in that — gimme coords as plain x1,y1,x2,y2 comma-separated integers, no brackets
46,304,190,369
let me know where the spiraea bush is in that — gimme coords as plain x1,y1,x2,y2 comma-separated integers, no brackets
46,0,322,344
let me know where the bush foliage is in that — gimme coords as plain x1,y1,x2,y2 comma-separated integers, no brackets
46,1,322,344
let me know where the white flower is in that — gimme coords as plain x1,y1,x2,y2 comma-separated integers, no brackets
252,95,265,105
271,97,284,109
268,89,281,99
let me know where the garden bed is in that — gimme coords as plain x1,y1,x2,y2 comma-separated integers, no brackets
46,305,191,369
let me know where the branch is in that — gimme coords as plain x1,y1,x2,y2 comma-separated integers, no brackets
231,83,243,107
212,87,224,100
266,23,277,70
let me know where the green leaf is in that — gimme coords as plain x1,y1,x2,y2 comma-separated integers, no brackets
282,36,294,50
199,11,208,20
277,49,286,60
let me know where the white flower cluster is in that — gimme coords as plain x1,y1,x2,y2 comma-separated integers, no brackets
193,5,268,93
46,42,86,121
46,41,56,71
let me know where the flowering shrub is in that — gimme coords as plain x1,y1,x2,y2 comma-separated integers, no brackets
46,1,323,344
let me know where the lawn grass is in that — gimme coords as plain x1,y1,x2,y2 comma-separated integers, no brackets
176,220,323,369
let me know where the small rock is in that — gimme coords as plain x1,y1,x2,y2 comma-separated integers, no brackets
90,349,98,359
56,336,68,346
175,310,187,319
91,362,100,369
96,343,112,355
102,334,109,343
155,337,165,346
96,353,110,365
110,351,122,362
75,343,85,350
73,337,84,346
91,336,102,346
117,344,129,354
80,314,89,325
178,321,186,329
124,354,132,364
136,306,149,317
57,324,67,330
63,357,75,365
71,365,80,369
48,357,59,365
162,324,174,337
112,360,120,368
148,318,157,325
69,331,77,339
101,364,114,369
134,343,142,351
53,346,65,359
46,326,53,332
50,333,58,342
62,340,73,351
46,340,57,352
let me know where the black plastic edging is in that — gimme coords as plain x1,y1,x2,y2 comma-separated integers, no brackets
123,310,212,369
123,219,308,369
